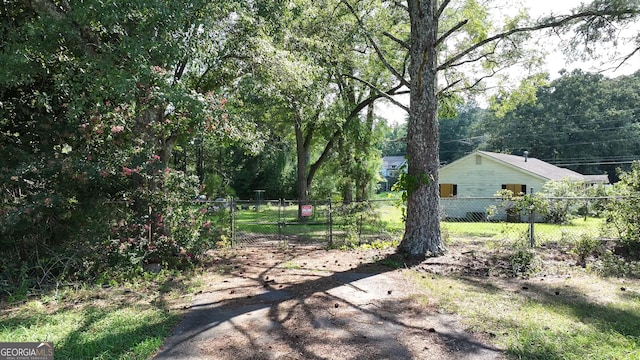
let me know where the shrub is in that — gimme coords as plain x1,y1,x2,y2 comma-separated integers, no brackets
509,245,540,276
604,162,640,255
591,250,640,277
537,179,590,224
571,234,602,268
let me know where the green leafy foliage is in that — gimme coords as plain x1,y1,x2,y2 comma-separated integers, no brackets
604,162,640,254
509,245,540,276
493,180,607,225
332,201,384,245
0,0,247,293
478,70,640,180
571,234,603,268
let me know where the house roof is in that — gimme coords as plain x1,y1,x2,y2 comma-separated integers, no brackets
583,174,610,184
382,156,406,169
476,151,586,181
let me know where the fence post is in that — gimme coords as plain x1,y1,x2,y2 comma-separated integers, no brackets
358,213,363,245
278,198,283,241
283,199,288,242
230,197,236,247
529,188,535,248
328,198,333,248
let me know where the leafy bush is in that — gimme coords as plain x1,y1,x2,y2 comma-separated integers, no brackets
332,201,393,247
493,179,596,224
492,189,546,223
537,179,591,224
571,234,602,268
604,162,640,254
509,244,541,276
102,170,220,270
591,250,640,277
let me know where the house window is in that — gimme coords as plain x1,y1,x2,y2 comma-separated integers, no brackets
475,155,482,165
439,184,457,198
501,184,527,195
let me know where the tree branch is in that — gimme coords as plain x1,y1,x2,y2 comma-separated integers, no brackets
29,0,65,19
436,0,453,20
383,31,410,49
27,0,100,56
341,0,410,88
438,64,506,96
342,74,410,113
392,1,408,12
438,9,640,72
435,19,468,47
437,79,462,97
303,111,320,149
446,43,498,69
614,46,640,70
308,82,408,185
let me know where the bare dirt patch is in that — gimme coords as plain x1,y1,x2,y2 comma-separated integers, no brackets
155,243,504,360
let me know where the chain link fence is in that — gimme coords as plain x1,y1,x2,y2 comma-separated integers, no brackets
203,196,623,249
230,199,332,246
441,196,618,246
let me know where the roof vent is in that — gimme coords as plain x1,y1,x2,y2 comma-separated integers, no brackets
523,151,529,162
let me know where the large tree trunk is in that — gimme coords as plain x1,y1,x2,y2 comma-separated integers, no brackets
400,0,445,259
294,111,310,218
355,103,376,202
342,184,354,204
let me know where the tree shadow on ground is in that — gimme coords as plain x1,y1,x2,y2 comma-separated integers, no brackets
458,275,640,359
154,245,503,360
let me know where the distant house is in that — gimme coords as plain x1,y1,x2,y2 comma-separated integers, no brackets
438,151,609,220
379,156,406,191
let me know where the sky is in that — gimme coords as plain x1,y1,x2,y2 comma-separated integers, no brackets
375,0,640,124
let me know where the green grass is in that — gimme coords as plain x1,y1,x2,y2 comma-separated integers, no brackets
234,205,330,237
411,268,640,359
443,217,608,245
0,277,186,360
0,301,180,359
370,191,403,200
235,203,609,246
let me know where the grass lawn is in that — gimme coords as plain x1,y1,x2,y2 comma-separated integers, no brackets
0,276,190,359
443,217,608,244
233,201,609,247
412,270,640,359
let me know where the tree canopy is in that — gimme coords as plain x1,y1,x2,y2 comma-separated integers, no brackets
353,0,640,258
477,69,640,181
2,0,640,281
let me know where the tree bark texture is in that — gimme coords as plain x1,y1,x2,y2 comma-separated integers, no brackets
355,104,376,202
400,0,445,259
294,111,310,215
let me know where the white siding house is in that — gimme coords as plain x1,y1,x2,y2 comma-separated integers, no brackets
438,151,608,221
380,156,406,191
381,156,406,178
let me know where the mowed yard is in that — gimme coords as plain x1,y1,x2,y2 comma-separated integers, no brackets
1,205,639,359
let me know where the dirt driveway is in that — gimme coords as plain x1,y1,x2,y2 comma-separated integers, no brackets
154,243,504,360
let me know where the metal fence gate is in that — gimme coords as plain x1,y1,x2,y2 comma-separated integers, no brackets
231,199,333,246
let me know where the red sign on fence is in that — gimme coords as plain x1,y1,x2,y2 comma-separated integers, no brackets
301,205,313,217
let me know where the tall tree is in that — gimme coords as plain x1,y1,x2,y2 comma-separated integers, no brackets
235,0,407,208
477,69,640,181
440,104,484,165
343,0,640,258
0,0,258,269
